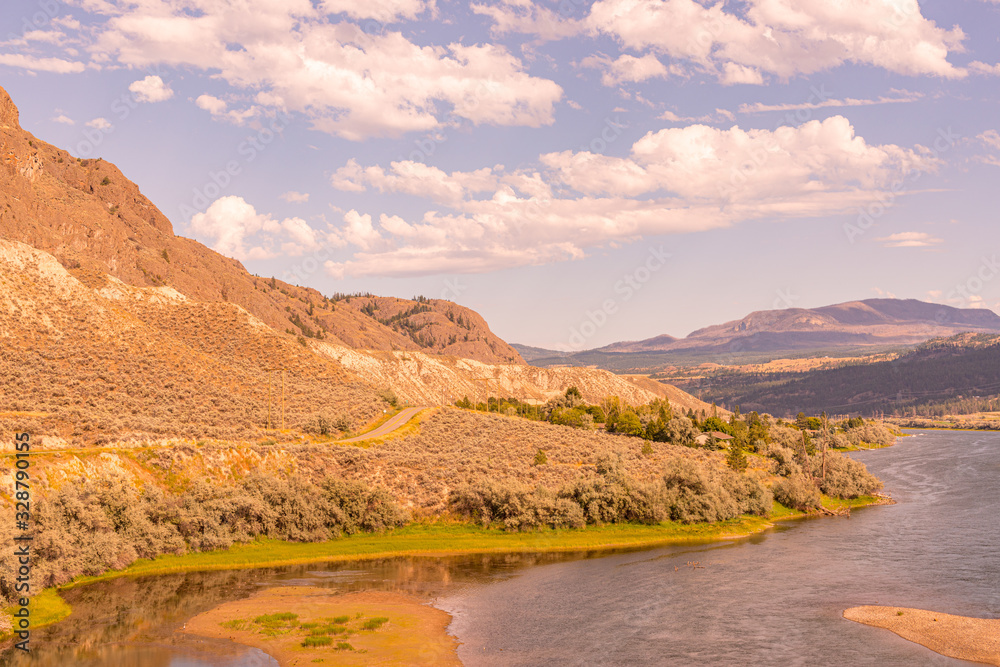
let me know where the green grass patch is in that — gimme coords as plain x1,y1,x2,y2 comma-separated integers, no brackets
302,635,333,647
62,517,784,591
335,641,354,651
331,615,350,624
361,616,388,631
1,588,72,640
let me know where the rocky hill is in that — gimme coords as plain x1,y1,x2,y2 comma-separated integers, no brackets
0,85,520,364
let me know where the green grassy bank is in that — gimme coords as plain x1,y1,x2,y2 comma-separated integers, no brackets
3,495,881,638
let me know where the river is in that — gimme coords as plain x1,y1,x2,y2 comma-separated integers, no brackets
2,429,997,666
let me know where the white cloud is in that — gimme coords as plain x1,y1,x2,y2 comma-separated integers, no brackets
194,94,258,125
195,94,227,115
280,191,310,203
189,196,320,260
323,116,935,276
86,117,112,130
128,75,173,103
331,159,500,206
970,61,1000,75
52,114,75,125
978,130,1000,150
976,130,1000,167
478,0,967,83
579,53,674,86
321,0,434,23
471,2,584,41
876,232,943,248
79,3,561,140
0,53,85,73
739,91,923,114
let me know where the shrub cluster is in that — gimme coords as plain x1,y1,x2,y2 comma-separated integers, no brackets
810,455,883,499
772,473,822,511
449,453,773,530
0,473,406,603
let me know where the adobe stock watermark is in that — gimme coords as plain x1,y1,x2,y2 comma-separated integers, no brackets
718,84,833,200
560,245,671,351
947,255,1000,308
6,0,60,43
73,64,173,158
440,277,467,301
178,110,292,222
843,126,961,244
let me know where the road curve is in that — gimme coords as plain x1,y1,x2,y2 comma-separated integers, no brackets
337,407,425,443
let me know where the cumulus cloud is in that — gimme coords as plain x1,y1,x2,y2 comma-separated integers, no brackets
189,196,320,260
975,130,1000,167
73,2,561,140
321,0,434,23
128,75,173,103
280,191,310,203
52,114,75,125
86,117,112,130
876,232,943,248
580,53,673,86
0,53,85,73
324,116,936,277
471,2,584,41
477,0,967,83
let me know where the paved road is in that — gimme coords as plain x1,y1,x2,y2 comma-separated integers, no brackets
337,407,425,443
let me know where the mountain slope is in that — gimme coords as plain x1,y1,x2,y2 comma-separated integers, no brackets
686,333,1000,417
0,239,386,443
0,85,521,364
524,299,1000,370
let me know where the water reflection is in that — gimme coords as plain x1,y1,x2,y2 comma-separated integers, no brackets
1,431,996,666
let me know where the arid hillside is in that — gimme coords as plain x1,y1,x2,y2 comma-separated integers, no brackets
316,344,717,411
0,85,520,364
0,239,387,443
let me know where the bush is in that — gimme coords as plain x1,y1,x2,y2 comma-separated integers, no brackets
773,473,821,511
660,456,772,523
449,480,585,531
811,453,883,499
764,443,802,477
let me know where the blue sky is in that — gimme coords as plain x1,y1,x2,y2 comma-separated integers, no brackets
2,0,1000,350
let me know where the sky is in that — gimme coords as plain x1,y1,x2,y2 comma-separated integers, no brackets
2,0,1000,351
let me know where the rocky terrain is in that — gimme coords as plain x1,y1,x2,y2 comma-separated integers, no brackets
0,85,520,364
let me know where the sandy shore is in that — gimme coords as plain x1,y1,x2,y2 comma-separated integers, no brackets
844,606,1000,666
182,586,461,666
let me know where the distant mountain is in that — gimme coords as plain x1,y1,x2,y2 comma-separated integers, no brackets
0,85,522,364
522,299,1000,371
684,333,1000,417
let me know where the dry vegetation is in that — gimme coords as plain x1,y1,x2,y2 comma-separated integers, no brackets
0,241,385,443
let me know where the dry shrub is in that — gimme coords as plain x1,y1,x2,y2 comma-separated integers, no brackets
772,473,821,511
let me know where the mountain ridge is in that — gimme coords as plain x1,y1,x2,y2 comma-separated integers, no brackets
0,85,522,364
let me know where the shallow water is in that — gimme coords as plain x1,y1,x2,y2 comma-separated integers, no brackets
2,430,996,666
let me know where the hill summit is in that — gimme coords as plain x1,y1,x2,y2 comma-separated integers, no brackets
0,85,521,364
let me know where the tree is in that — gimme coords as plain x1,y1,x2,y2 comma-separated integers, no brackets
726,437,748,472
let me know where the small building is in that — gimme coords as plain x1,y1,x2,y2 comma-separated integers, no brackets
694,431,734,446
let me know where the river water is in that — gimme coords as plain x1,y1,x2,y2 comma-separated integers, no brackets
2,430,997,666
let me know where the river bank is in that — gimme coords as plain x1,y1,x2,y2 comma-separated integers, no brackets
2,494,881,642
